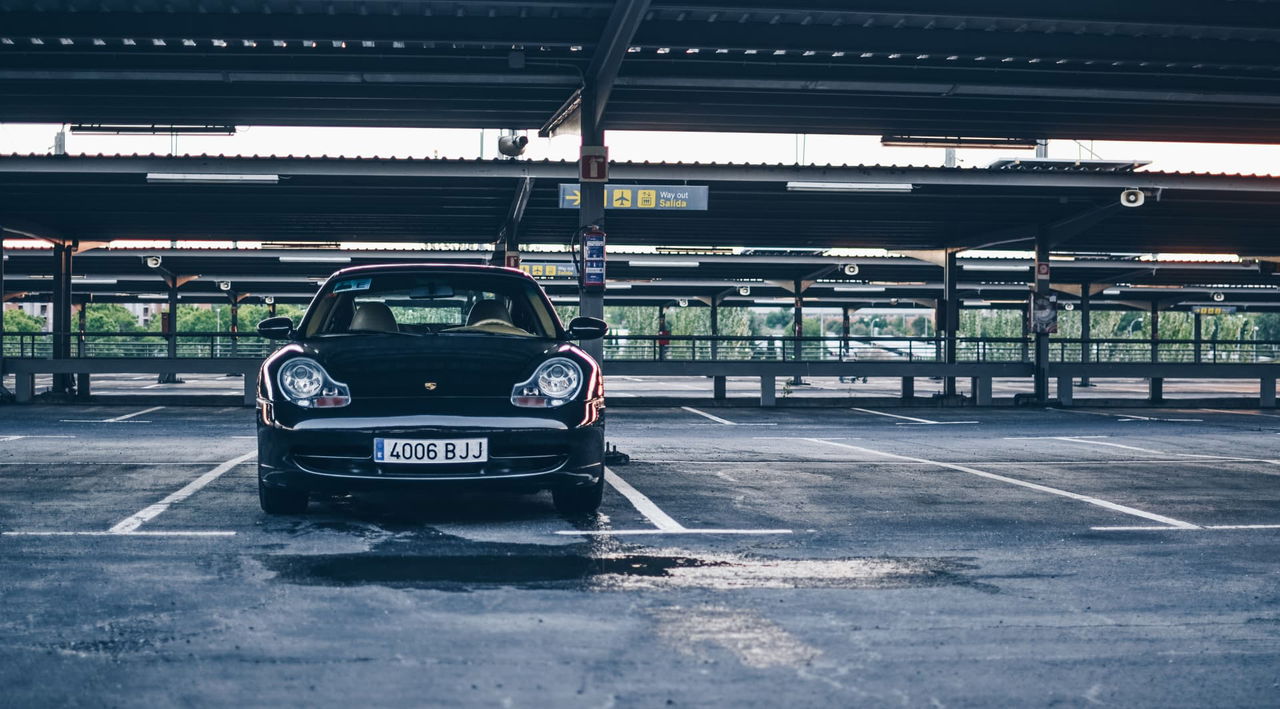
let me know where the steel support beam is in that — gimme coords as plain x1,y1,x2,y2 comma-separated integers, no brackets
790,279,804,385
941,250,959,396
1033,228,1050,402
1079,285,1093,387
494,176,534,267
51,242,74,394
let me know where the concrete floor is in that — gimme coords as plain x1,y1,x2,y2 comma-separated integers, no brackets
1,404,1279,706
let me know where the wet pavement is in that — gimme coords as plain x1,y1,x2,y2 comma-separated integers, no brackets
1,403,1279,706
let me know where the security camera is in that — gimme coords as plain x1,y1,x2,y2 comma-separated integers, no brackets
1212,291,1225,302
677,298,689,308
497,135,529,158
1120,189,1145,208
842,263,860,277
1064,302,1075,311
737,286,751,297
145,255,163,269
264,296,275,304
218,280,231,291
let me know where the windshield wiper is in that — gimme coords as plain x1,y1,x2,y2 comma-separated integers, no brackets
337,329,424,337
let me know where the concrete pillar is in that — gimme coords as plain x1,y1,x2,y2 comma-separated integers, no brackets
244,371,257,407
972,377,993,406
76,372,91,399
901,377,914,401
760,375,776,407
1149,377,1163,402
76,301,86,356
15,371,34,403
1262,377,1276,408
713,376,727,400
1057,376,1074,406
577,83,606,366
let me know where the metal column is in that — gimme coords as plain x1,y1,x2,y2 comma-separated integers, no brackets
52,242,74,393
841,306,851,361
790,279,804,385
577,86,606,365
657,305,667,361
1193,311,1203,364
158,280,180,384
1149,303,1162,401
942,250,958,396
1033,231,1050,402
710,297,725,398
0,234,8,399
1079,285,1092,387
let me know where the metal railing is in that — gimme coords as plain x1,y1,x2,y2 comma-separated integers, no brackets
3,331,1278,365
2,331,277,359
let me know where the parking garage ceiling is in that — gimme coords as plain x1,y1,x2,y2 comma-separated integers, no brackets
4,1,1280,141
3,154,1280,255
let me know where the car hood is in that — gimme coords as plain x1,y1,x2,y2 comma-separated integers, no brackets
296,334,569,398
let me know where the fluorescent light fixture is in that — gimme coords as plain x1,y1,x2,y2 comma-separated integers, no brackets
960,263,1029,271
834,286,886,293
1102,288,1121,295
786,182,914,193
605,283,633,290
73,279,118,285
147,173,279,184
138,294,168,300
626,260,699,268
962,299,990,306
881,135,1038,150
72,124,236,135
278,255,352,263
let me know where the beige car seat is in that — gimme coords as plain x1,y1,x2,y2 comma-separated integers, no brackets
349,302,398,333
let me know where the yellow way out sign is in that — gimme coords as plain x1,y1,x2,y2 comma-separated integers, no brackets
559,184,709,210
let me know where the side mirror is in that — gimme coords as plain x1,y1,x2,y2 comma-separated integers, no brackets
567,316,608,341
257,316,295,340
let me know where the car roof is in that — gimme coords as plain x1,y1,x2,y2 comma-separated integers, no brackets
325,262,537,283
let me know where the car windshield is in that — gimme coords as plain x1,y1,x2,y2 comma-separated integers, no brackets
302,271,559,339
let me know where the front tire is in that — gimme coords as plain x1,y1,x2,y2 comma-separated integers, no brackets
552,474,605,516
259,475,309,514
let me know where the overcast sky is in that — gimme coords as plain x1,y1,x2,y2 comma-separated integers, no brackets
2,122,1278,175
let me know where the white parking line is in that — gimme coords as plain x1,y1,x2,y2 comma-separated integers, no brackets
681,406,737,425
3,531,237,537
1199,408,1280,419
804,438,1200,529
1055,409,1202,423
1092,524,1280,532
60,405,166,424
602,468,685,531
1004,436,1216,458
555,468,792,536
0,435,75,443
851,408,977,425
109,450,256,534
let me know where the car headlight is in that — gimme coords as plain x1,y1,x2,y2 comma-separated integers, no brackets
277,357,351,408
511,357,583,408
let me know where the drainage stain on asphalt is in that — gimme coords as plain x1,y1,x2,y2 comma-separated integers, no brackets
261,551,987,592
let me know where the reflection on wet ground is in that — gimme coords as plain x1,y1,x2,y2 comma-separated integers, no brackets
263,548,985,592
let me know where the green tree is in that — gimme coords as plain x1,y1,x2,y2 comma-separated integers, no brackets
2,308,45,332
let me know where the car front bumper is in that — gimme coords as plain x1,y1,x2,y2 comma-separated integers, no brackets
258,408,605,494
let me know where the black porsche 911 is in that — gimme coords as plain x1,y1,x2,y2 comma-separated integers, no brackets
254,263,609,516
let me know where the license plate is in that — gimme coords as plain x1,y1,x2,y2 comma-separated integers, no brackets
374,438,488,464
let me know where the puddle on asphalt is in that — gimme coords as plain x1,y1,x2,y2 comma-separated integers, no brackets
262,550,988,592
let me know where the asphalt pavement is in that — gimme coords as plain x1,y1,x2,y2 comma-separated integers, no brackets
1,403,1279,707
